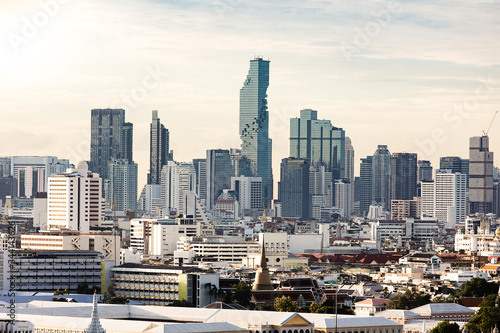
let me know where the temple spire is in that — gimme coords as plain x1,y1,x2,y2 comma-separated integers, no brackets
85,293,106,333
253,236,273,291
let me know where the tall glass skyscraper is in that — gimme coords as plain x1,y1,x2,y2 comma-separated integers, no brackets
289,109,345,180
239,57,272,208
372,145,391,208
150,110,171,185
90,108,132,180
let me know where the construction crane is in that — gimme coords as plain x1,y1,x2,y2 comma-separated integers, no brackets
483,110,498,136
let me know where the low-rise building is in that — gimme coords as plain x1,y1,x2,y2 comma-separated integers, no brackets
355,299,389,316
111,263,218,307
3,249,102,292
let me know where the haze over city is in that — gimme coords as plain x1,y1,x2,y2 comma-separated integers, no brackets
1,0,500,189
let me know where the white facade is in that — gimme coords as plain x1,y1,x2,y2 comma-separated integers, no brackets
161,161,196,215
33,196,48,230
21,232,121,264
421,170,467,227
109,160,138,212
11,156,70,188
177,236,259,263
130,218,200,256
441,270,489,285
231,176,262,211
334,180,351,218
137,184,162,216
47,164,104,233
371,217,440,244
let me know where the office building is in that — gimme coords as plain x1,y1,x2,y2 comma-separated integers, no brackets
278,158,311,219
192,158,207,204
390,198,421,220
231,176,263,212
418,160,433,182
372,145,391,208
359,156,373,216
111,264,218,307
10,156,70,187
390,152,417,201
108,160,138,212
90,109,132,180
290,109,346,179
47,162,104,232
469,136,494,214
150,110,171,185
206,149,232,210
120,122,134,164
0,177,16,202
137,184,162,216
1,249,102,292
129,218,200,256
161,161,196,215
17,167,44,198
334,179,351,218
239,57,272,208
309,165,333,218
421,170,467,227
440,156,469,174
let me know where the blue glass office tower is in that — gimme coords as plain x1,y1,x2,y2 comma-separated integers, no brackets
239,57,272,208
290,109,345,179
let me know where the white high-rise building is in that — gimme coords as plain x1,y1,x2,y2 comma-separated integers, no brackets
421,169,467,227
47,162,104,233
137,184,162,216
11,156,70,187
161,161,196,215
108,160,138,212
231,176,262,211
334,179,351,218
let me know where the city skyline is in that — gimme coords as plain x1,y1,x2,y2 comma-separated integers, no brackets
1,0,500,192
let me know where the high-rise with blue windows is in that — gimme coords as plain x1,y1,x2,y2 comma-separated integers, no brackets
289,109,346,180
239,57,272,208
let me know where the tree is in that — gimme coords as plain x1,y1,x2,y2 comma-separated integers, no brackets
274,296,299,312
102,283,129,304
309,302,320,313
387,289,431,310
431,295,455,303
205,283,218,304
430,320,460,333
458,278,498,298
232,281,252,307
466,295,500,333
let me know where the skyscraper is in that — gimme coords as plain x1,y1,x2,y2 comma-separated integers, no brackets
47,162,103,232
150,110,171,185
290,109,346,179
372,145,391,208
469,136,494,214
206,149,233,210
120,122,134,164
418,160,433,182
421,170,467,227
278,158,311,219
192,158,207,204
239,57,272,208
359,156,373,216
90,109,132,180
109,159,138,212
161,161,196,215
390,153,417,201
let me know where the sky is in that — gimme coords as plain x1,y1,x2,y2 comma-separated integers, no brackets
1,0,500,192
